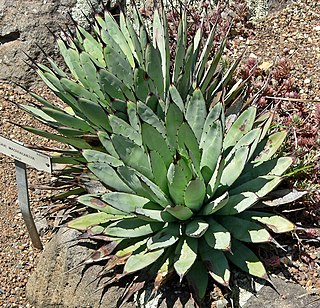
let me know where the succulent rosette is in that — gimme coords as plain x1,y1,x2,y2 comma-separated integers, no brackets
19,5,296,303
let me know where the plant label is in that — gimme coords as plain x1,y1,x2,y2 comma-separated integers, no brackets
0,135,51,173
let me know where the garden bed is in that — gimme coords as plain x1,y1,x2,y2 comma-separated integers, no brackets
0,0,319,306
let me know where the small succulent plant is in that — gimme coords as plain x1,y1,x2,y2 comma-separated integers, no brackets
20,4,297,305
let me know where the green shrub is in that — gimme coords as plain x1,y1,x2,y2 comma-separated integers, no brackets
21,5,296,305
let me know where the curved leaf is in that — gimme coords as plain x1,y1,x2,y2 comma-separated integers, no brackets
83,150,123,166
262,188,307,207
142,123,172,167
227,239,268,280
216,192,258,215
103,11,135,67
77,98,111,132
99,69,129,101
200,121,223,183
166,102,184,152
87,162,133,193
98,131,119,158
104,218,164,238
147,224,179,250
137,101,166,136
206,156,224,198
186,219,209,238
124,249,164,274
120,12,143,65
185,89,207,142
112,134,153,179
177,123,201,169
109,114,142,145
23,126,91,149
101,192,150,213
223,107,256,150
238,211,295,233
167,160,192,205
153,9,170,95
218,216,272,243
78,194,128,215
173,13,187,83
104,45,133,88
200,102,223,146
252,131,287,165
201,192,229,216
67,212,124,231
165,205,194,221
225,128,261,163
169,85,185,112
236,157,292,185
135,202,176,222
42,107,95,133
145,44,164,99
220,146,249,187
150,150,169,194
230,175,283,198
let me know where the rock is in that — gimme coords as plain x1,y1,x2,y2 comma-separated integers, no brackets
26,227,132,308
0,0,75,87
247,0,269,20
26,227,320,308
26,227,197,308
0,0,124,88
259,61,273,71
244,276,320,308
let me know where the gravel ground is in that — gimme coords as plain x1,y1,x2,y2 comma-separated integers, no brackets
0,0,320,306
243,0,320,100
0,84,62,307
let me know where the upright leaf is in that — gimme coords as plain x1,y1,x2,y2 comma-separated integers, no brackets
174,238,198,280
204,218,231,251
186,261,208,300
223,107,256,150
173,12,187,83
185,89,207,142
184,178,206,211
199,241,230,286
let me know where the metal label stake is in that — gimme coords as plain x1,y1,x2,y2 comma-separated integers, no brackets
15,160,43,250
0,135,52,250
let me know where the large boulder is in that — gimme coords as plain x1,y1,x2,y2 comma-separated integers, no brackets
0,0,74,87
26,227,133,308
244,277,320,308
26,226,198,307
26,226,320,308
0,0,123,88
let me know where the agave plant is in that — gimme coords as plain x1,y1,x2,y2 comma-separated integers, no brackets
18,3,296,305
